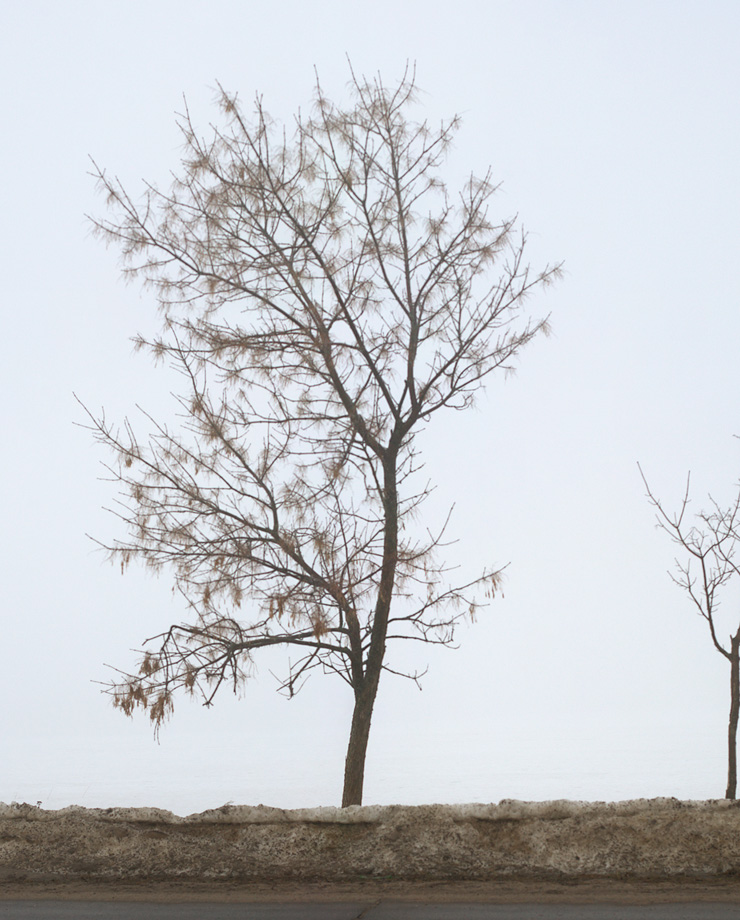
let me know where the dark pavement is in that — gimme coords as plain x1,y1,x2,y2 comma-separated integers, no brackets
1,902,739,919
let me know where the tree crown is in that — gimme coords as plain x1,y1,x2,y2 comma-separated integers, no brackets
88,68,559,724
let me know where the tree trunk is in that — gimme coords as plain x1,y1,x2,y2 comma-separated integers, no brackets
341,452,399,807
341,674,381,807
726,632,740,800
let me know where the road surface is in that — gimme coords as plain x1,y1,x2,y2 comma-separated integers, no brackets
1,903,739,918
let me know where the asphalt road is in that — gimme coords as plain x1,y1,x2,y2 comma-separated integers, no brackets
1,904,739,919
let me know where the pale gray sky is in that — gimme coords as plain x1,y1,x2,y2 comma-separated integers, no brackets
2,0,740,812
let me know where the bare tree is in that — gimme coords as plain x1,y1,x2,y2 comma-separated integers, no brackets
85,68,560,807
640,464,740,799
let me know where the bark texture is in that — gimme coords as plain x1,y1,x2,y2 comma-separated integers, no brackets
726,632,740,800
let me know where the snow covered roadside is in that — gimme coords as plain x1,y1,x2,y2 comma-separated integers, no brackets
1,799,739,883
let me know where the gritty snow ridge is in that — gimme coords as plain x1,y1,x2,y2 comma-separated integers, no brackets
1,798,739,882
0,797,736,823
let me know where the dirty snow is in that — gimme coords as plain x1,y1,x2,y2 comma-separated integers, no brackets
2,798,740,883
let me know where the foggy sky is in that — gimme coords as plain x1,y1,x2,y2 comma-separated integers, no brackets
2,0,739,811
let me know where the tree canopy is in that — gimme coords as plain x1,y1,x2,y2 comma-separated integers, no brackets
87,68,560,805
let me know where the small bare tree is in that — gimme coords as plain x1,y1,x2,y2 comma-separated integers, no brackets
85,68,560,806
640,464,740,799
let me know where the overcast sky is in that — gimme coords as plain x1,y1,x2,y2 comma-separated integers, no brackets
2,0,740,813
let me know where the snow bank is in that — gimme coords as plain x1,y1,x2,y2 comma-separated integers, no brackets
2,798,740,883
1,797,736,823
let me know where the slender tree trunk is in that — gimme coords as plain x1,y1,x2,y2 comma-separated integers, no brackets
341,674,382,807
726,632,740,800
341,452,399,807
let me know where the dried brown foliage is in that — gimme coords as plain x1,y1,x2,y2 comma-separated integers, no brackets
85,67,559,803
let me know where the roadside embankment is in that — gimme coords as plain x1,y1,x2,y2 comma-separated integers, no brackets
1,798,739,883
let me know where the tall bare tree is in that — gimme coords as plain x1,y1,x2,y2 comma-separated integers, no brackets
640,464,740,799
86,68,560,806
